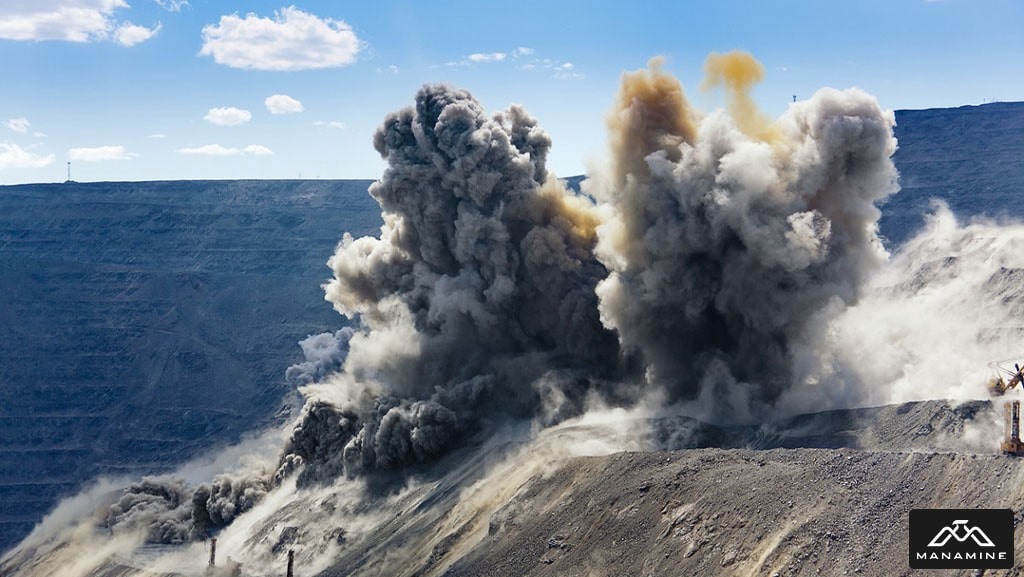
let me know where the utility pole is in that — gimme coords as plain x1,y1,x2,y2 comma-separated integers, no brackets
67,161,71,182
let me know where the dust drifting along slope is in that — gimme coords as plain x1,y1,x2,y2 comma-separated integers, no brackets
4,51,1024,577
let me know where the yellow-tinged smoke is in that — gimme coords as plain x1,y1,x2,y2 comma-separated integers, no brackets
702,50,778,141
607,56,698,188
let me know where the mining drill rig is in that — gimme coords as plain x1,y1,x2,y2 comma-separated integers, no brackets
1002,400,1024,455
989,359,1024,455
987,359,1024,396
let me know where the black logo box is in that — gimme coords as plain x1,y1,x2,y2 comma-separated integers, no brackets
910,509,1014,569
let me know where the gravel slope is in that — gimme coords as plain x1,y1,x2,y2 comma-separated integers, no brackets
305,400,1017,577
447,448,1024,577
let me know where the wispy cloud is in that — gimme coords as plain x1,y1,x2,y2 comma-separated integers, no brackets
177,144,240,156
177,144,272,156
468,52,505,62
265,94,304,115
243,144,273,155
152,0,189,12
553,62,583,80
114,21,160,47
444,47,582,79
447,52,507,67
0,1,157,45
313,120,345,130
147,133,167,139
518,57,584,79
69,145,138,161
204,107,252,127
5,118,30,133
0,142,54,169
200,7,360,71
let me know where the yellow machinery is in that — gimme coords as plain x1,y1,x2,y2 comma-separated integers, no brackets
1002,400,1024,455
988,360,1024,396
984,358,1024,454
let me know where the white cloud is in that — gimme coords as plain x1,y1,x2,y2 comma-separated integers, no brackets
204,107,252,126
152,0,189,11
516,55,583,79
388,64,398,74
33,131,47,138
446,52,509,68
68,145,137,161
467,52,506,63
0,0,128,42
114,21,160,46
177,144,240,156
177,143,272,156
313,120,345,130
265,94,303,115
6,118,30,133
554,70,584,80
200,7,360,71
243,144,273,155
512,47,533,57
148,133,167,139
0,142,55,169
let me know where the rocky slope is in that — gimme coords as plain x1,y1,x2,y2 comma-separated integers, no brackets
447,447,1024,577
5,399,1011,577
322,399,1021,577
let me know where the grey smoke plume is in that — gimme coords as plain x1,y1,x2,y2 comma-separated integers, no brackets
589,54,897,423
1,55,908,574
281,54,899,480
190,473,270,533
103,472,269,544
283,83,620,481
104,477,193,544
284,328,355,386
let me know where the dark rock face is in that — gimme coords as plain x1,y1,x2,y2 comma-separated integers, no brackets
0,179,380,553
879,102,1024,247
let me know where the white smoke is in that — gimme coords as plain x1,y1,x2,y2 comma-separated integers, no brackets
810,202,1024,408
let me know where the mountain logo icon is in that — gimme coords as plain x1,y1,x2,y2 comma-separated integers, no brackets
926,520,996,548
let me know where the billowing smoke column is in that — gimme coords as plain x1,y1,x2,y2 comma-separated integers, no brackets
89,51,899,547
589,53,897,423
284,52,900,478
281,84,619,482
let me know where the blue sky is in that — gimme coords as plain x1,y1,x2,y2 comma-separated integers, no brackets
0,0,1022,184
